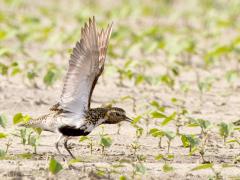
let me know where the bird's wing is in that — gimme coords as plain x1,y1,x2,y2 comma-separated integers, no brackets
87,24,112,108
59,17,112,115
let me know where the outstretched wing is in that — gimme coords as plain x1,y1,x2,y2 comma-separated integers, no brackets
58,17,112,115
87,24,113,108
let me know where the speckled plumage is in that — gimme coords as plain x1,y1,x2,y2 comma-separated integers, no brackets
26,107,130,134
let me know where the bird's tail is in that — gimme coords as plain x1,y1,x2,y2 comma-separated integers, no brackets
18,115,47,128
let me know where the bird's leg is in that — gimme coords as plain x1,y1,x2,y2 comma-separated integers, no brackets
63,137,76,159
55,134,65,158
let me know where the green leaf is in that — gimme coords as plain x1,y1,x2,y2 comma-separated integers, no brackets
155,154,164,160
123,59,134,69
0,114,8,128
96,169,106,177
135,163,146,174
135,74,145,85
0,132,7,139
20,128,27,145
221,163,235,168
218,122,234,138
135,126,144,137
11,67,21,76
181,135,190,147
227,139,240,145
161,74,174,88
119,175,127,180
150,100,163,110
23,115,31,122
49,157,63,174
13,113,31,125
0,30,7,40
161,112,176,126
27,71,37,80
0,149,6,158
181,134,200,149
198,78,214,92
197,119,211,130
119,158,132,164
207,45,231,58
17,153,33,159
191,163,213,171
100,136,112,148
28,136,37,146
225,70,238,82
149,128,164,137
163,164,174,172
68,158,82,165
151,111,167,118
33,128,42,135
132,115,142,124
43,68,59,86
79,136,89,142
167,154,174,159
13,113,24,124
0,63,8,76
0,48,12,57
164,131,176,140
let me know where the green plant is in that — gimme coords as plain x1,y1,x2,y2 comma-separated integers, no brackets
191,163,236,179
181,134,200,154
79,136,94,154
13,113,31,125
155,154,174,173
149,128,164,148
99,127,113,154
18,128,41,154
43,63,61,87
218,122,234,145
49,157,63,175
12,112,41,154
0,114,8,128
164,131,176,154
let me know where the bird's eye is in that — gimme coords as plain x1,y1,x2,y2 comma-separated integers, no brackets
116,112,120,116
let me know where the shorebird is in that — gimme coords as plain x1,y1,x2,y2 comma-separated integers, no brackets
21,17,132,158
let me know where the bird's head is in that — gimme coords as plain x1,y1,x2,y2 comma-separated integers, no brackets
104,107,132,124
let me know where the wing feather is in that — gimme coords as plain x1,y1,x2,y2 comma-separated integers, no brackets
57,17,112,115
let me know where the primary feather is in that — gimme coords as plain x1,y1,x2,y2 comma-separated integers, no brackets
59,17,112,115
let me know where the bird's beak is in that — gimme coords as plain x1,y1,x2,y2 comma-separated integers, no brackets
125,116,133,123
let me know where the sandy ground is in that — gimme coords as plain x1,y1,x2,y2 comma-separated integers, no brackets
0,62,240,179
0,0,240,179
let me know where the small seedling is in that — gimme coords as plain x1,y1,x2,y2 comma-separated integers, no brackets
49,156,63,175
79,136,94,154
99,127,113,154
149,128,164,148
131,141,141,156
13,113,31,125
155,154,174,173
188,118,212,135
218,122,234,145
43,63,61,87
181,134,200,154
0,114,8,128
164,131,176,154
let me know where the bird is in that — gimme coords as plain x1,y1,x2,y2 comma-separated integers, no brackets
21,17,132,159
